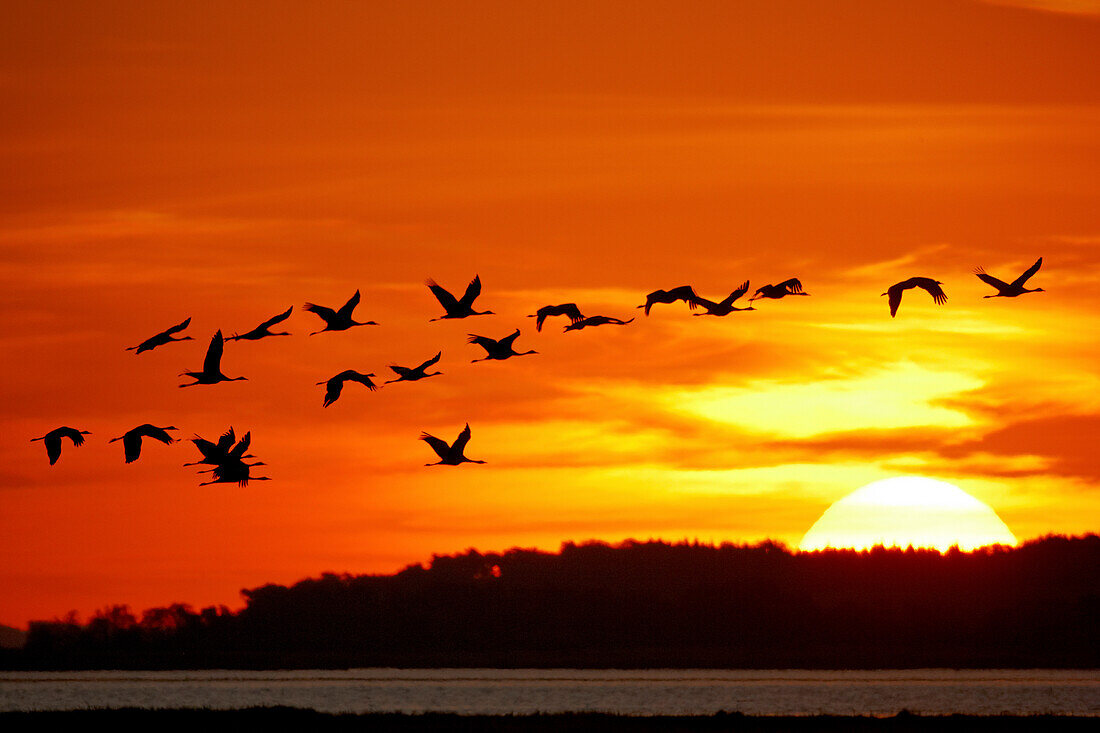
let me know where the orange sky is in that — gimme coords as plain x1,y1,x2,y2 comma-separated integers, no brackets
2,1,1099,627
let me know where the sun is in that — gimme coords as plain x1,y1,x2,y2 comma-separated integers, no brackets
799,476,1018,552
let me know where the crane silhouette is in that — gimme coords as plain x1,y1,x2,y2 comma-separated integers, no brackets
317,370,379,407
227,306,293,341
749,279,808,301
31,427,91,465
882,277,948,317
385,351,443,384
427,275,494,321
528,303,584,332
184,427,254,467
109,424,177,463
421,423,485,466
975,257,1044,298
638,286,699,315
563,315,635,331
303,290,377,335
126,317,193,354
468,329,538,362
199,460,271,487
692,281,755,315
192,430,268,486
179,331,247,387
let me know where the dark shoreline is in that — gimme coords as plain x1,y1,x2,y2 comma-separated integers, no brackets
1,709,1098,731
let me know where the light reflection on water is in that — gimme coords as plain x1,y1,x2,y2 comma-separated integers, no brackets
1,669,1098,715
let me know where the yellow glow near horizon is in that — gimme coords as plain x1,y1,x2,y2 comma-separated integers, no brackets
675,363,982,439
799,476,1018,552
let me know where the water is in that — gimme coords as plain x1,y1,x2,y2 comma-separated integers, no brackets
1,669,1097,715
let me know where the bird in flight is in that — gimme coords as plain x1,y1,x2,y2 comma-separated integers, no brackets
31,427,91,466
385,351,443,384
427,275,494,321
126,317,193,354
468,329,538,362
420,423,485,466
975,257,1044,298
194,431,269,486
185,427,247,466
179,331,247,387
317,370,379,407
638,286,699,316
749,279,808,302
692,281,755,316
528,303,584,332
304,290,377,335
227,306,294,341
563,315,635,331
882,277,948,317
199,459,271,487
110,424,177,463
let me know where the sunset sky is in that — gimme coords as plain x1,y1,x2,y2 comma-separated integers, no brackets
2,0,1100,627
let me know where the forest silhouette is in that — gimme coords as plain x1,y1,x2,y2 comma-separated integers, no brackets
6,535,1098,670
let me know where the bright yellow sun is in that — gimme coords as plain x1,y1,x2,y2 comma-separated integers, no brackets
799,476,1018,552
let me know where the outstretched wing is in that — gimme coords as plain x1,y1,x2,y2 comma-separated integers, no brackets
451,423,473,456
498,329,521,349
778,278,803,294
336,290,361,320
691,295,719,310
974,267,1010,291
164,317,192,336
56,426,87,447
722,280,751,306
887,284,903,318
920,281,948,305
419,432,451,459
216,427,236,453
322,378,344,407
467,334,498,351
259,306,293,329
347,371,378,390
426,279,460,312
203,331,225,373
230,431,251,459
122,432,143,463
1011,257,1042,288
303,302,337,322
416,351,442,370
458,275,482,308
44,435,62,465
139,425,176,446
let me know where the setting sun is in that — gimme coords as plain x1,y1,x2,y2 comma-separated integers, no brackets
799,476,1018,552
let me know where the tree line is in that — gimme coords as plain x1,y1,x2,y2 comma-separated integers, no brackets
6,534,1099,669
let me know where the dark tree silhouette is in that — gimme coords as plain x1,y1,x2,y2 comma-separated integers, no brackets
11,535,1099,670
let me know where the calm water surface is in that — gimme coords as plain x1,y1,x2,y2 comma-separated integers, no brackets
1,669,1098,715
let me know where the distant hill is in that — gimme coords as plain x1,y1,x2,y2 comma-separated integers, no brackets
7,535,1100,669
0,624,26,649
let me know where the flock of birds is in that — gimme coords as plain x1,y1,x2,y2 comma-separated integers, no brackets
31,258,1046,479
